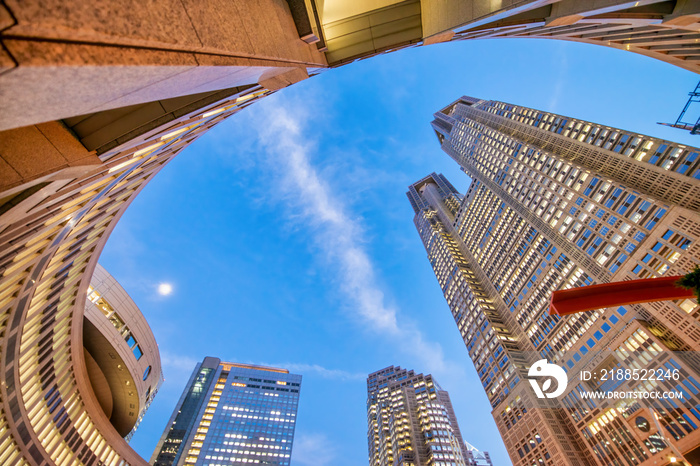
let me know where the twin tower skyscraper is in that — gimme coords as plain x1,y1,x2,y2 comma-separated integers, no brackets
407,97,700,466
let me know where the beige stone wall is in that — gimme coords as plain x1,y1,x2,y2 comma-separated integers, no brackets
0,122,100,193
0,0,326,130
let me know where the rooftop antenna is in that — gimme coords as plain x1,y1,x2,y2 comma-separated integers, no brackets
658,80,700,135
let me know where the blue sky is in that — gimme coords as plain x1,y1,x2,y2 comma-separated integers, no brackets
98,38,697,465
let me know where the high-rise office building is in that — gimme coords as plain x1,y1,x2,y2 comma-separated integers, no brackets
151,358,301,466
1,2,700,464
407,97,700,465
367,365,492,466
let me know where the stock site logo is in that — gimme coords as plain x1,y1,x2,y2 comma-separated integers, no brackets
528,359,568,399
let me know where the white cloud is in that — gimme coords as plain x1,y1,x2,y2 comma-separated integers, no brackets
252,101,451,374
291,432,337,466
276,363,365,381
548,41,569,112
159,351,198,377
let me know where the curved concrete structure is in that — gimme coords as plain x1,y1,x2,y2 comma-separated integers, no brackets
0,1,699,465
84,264,163,439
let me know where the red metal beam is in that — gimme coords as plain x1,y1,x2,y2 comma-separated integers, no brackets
549,276,696,316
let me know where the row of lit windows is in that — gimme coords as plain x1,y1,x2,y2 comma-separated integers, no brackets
453,117,668,285
481,100,700,179
86,286,145,361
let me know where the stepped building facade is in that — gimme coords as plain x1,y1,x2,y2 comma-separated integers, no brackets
407,97,700,465
367,365,492,466
1,1,700,464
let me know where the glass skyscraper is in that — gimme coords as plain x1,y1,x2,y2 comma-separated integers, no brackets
367,365,492,466
151,358,301,466
407,97,700,465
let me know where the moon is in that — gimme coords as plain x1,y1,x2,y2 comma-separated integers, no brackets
157,283,173,296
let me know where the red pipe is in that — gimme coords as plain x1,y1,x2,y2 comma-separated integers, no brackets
549,275,696,316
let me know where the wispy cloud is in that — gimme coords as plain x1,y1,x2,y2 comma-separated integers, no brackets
99,219,176,302
275,363,365,381
160,354,365,382
159,351,198,376
98,221,147,288
292,432,337,466
548,41,569,112
250,99,450,373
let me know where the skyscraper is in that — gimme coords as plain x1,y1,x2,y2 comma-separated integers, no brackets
407,97,700,465
2,2,700,464
151,358,301,466
367,365,492,466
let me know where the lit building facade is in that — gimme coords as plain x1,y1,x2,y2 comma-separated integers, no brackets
85,264,163,442
367,365,492,466
151,358,301,466
464,442,493,466
1,2,700,464
407,97,700,465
